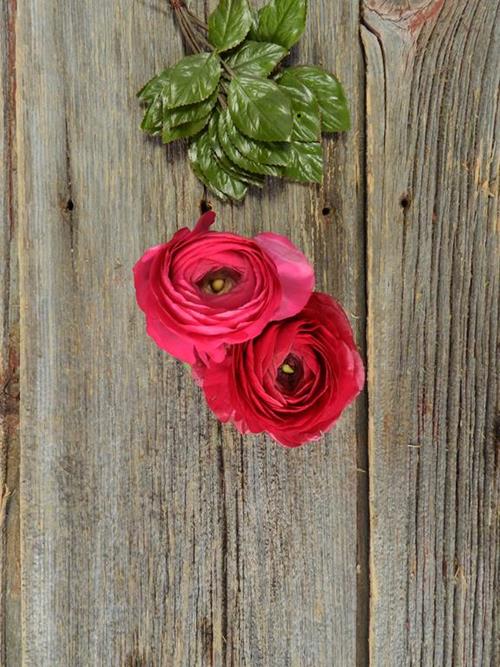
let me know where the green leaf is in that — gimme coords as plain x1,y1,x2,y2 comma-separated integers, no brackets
281,66,350,132
251,140,290,167
218,110,283,176
138,54,220,112
160,53,221,109
161,114,211,144
207,113,265,187
140,97,164,135
208,0,253,52
248,7,260,36
221,109,289,166
137,70,170,104
281,141,323,183
189,153,228,202
253,0,307,49
228,75,293,141
226,41,287,77
188,135,229,200
189,131,248,201
218,153,265,187
278,76,320,142
163,90,218,128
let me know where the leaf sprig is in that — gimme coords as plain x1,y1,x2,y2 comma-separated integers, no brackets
138,0,350,202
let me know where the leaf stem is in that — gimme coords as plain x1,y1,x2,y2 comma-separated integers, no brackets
185,6,208,31
179,7,211,47
171,1,237,79
175,6,202,53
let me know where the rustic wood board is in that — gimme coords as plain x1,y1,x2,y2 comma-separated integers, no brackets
14,1,366,665
0,0,21,663
362,0,499,665
1,0,497,664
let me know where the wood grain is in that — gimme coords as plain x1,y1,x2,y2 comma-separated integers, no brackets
362,0,499,665
15,1,366,665
0,0,21,663
6,0,499,663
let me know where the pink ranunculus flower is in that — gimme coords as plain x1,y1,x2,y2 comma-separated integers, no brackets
194,292,365,448
133,211,314,364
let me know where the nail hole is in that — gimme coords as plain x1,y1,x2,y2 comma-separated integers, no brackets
322,206,331,216
296,112,302,118
66,199,74,211
399,194,411,210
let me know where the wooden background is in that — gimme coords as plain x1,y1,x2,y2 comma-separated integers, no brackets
1,0,498,664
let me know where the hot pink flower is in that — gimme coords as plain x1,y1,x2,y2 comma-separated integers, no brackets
133,212,314,364
195,292,365,447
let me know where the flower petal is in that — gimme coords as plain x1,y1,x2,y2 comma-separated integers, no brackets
255,232,314,319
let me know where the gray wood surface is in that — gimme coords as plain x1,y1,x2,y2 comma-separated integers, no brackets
362,1,499,665
0,0,497,665
0,0,21,663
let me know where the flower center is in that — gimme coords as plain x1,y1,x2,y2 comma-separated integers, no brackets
276,354,303,392
199,268,240,296
210,278,226,293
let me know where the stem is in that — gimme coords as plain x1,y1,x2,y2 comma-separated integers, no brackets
170,1,207,37
175,6,202,53
170,1,237,79
220,59,236,79
180,7,211,47
185,7,208,30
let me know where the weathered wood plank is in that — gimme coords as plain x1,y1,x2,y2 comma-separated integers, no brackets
17,1,366,665
0,0,21,663
211,1,368,662
362,1,499,664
